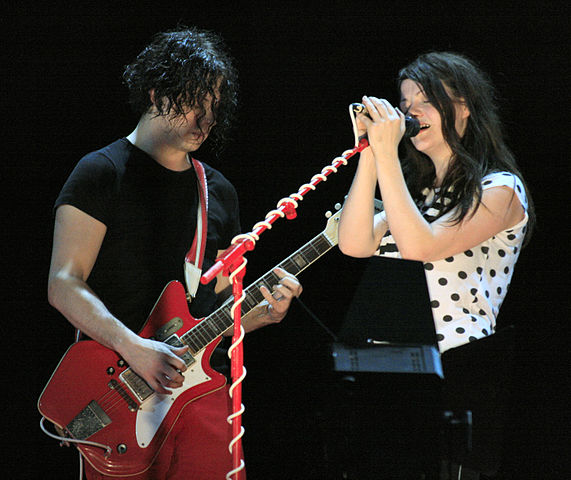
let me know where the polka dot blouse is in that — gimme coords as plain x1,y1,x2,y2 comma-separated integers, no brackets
375,172,529,353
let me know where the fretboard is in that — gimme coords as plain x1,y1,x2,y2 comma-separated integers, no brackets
180,231,336,353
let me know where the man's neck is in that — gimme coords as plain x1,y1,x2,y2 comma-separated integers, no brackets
126,116,191,172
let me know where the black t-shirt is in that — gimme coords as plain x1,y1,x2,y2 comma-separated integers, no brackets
55,138,241,332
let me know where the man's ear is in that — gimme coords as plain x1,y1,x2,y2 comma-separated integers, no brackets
149,88,156,105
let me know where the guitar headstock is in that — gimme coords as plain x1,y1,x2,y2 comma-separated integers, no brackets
322,199,384,246
322,205,343,245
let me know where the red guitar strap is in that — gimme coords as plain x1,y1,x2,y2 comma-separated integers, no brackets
184,157,209,300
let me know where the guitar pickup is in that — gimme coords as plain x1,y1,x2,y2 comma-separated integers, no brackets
164,334,195,368
154,317,183,342
66,400,112,440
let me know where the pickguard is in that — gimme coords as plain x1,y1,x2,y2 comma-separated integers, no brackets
135,350,211,447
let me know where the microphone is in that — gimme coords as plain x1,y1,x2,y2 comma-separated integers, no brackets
351,103,420,138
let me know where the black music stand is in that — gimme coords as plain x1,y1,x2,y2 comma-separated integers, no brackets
323,256,450,479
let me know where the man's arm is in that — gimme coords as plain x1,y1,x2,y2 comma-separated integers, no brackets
48,205,189,394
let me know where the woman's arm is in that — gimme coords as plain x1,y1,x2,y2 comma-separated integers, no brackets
338,144,389,257
362,96,524,261
383,184,525,262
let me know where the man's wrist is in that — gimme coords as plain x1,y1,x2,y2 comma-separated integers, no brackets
261,303,286,323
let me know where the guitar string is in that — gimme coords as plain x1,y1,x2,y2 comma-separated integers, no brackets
99,384,137,414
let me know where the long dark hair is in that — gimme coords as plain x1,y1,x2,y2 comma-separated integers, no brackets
397,52,534,243
122,26,239,152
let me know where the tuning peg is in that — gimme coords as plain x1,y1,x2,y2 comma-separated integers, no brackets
325,211,332,218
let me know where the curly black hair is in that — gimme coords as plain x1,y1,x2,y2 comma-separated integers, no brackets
123,27,238,152
397,52,535,244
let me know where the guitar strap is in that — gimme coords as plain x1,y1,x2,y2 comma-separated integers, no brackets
184,157,209,300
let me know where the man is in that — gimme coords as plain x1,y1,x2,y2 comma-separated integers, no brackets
47,27,302,479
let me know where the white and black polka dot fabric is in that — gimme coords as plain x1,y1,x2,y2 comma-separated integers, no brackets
375,172,529,353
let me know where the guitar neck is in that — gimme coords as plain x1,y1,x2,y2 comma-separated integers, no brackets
181,230,337,353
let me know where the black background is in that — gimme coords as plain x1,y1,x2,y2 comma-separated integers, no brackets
6,2,569,479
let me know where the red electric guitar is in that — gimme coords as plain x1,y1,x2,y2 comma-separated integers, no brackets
38,208,343,477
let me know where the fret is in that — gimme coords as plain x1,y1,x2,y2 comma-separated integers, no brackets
317,239,330,256
191,327,209,348
184,332,202,352
276,257,299,273
301,242,321,261
263,271,281,286
211,319,226,336
274,233,331,276
314,235,333,252
212,308,234,331
185,313,229,352
241,294,258,311
184,335,201,353
256,276,274,293
198,321,218,339
207,310,224,328
245,287,265,307
317,233,332,248
289,252,309,270
295,247,314,267
299,236,331,272
281,258,300,275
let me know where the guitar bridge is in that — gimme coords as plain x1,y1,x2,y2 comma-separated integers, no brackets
66,400,112,440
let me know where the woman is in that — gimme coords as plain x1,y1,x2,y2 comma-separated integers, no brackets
338,52,534,354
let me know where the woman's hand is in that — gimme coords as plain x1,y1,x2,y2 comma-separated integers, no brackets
359,96,405,158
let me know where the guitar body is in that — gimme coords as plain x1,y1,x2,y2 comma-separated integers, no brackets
38,281,226,477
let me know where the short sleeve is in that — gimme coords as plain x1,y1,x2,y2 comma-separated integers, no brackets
54,153,118,225
217,180,241,247
203,165,242,250
481,171,528,213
